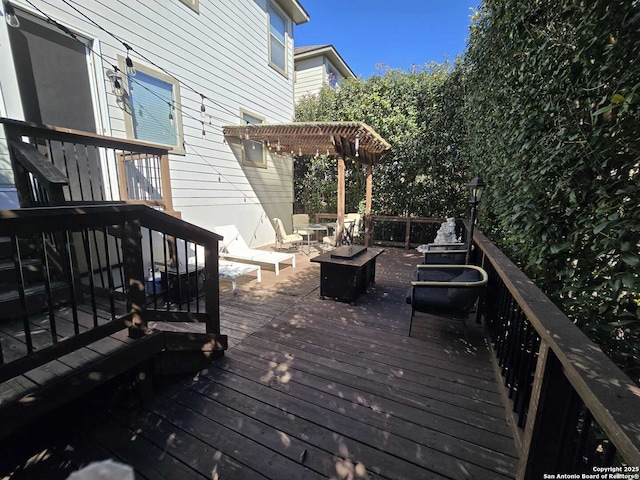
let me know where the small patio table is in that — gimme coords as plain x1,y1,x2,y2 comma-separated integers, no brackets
294,223,330,254
219,260,261,295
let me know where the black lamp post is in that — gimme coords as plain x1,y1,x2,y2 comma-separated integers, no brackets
465,176,486,264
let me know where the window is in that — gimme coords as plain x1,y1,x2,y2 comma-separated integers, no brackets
121,58,185,154
327,63,339,87
178,0,199,13
268,2,287,75
241,109,266,168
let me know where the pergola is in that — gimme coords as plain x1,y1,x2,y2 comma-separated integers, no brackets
222,121,391,246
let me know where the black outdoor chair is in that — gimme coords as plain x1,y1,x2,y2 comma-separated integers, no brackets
420,242,467,265
406,264,488,337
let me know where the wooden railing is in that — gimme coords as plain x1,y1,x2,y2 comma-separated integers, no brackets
1,118,176,214
315,213,459,248
470,226,640,477
0,204,225,385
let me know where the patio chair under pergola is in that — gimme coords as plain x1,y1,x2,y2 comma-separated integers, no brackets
222,121,391,246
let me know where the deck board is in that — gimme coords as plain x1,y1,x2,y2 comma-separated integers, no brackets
0,248,518,479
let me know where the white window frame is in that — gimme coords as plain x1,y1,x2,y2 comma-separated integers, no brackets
120,57,185,155
240,108,267,169
267,1,289,77
326,61,339,88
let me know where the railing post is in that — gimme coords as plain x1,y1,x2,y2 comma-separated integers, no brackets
517,341,575,479
121,216,148,338
159,152,174,213
365,163,373,247
204,239,220,335
404,217,411,249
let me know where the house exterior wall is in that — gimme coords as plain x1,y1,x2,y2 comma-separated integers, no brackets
294,56,325,103
0,0,300,246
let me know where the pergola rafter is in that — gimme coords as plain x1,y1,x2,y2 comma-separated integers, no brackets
223,121,391,246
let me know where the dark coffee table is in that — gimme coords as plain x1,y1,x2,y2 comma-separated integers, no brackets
311,247,385,305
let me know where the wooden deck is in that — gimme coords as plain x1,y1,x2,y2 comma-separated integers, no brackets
0,248,518,480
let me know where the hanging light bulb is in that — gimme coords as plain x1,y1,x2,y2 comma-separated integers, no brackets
124,44,136,76
355,134,361,157
298,146,302,156
315,149,319,159
200,95,206,118
276,138,281,152
266,139,271,147
201,122,206,140
3,2,20,28
252,142,256,150
169,111,174,126
113,77,123,97
244,127,250,140
218,174,221,182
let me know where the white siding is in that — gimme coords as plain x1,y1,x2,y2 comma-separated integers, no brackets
0,0,298,246
294,56,325,103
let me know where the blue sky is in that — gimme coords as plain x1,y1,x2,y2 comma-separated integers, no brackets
295,0,479,78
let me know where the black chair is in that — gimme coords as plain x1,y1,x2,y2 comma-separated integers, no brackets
406,264,488,337
420,242,467,265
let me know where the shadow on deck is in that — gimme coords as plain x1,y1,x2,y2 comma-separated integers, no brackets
0,248,517,480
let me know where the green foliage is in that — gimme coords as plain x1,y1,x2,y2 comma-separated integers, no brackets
465,0,640,379
294,64,471,218
294,0,640,379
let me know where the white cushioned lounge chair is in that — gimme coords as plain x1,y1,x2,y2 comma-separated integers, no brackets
212,225,296,275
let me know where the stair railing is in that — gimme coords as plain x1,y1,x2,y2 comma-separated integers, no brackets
0,204,224,384
1,118,176,214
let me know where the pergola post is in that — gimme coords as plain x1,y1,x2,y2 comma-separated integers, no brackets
336,155,346,246
365,163,373,247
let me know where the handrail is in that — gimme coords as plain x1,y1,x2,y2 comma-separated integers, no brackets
0,117,169,154
9,141,69,188
1,118,175,212
471,226,640,474
0,204,224,383
315,213,450,248
0,204,218,243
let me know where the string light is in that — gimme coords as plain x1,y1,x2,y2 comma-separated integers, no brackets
22,0,270,219
58,0,242,121
111,66,124,96
201,121,206,140
298,146,302,156
200,94,206,118
3,1,20,27
355,134,361,157
315,149,319,159
124,43,136,76
276,138,281,152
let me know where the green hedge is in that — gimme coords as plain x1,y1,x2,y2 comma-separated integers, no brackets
465,0,640,380
294,0,640,380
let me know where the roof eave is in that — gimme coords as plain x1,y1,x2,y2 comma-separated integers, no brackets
294,45,356,79
275,0,310,25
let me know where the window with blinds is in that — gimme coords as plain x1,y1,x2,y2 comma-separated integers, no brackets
268,2,287,75
122,59,184,154
241,110,266,168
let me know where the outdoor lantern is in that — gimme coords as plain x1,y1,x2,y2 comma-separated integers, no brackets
467,176,486,205
465,176,487,264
